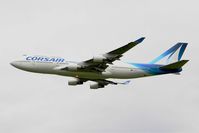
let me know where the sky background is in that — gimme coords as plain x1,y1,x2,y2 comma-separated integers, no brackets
0,0,199,133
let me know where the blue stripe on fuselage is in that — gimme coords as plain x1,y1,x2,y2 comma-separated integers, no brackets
129,63,181,75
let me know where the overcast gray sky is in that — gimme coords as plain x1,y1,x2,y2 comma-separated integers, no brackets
0,0,199,133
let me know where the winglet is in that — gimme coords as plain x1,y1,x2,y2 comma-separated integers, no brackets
134,37,145,44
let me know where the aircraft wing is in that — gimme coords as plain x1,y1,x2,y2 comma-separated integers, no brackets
107,37,145,55
79,37,145,72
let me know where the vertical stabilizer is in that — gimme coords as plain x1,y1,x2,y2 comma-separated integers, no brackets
150,43,188,64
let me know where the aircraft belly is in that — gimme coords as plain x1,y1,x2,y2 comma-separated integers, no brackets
104,67,151,79
21,62,152,79
56,71,106,79
56,67,151,79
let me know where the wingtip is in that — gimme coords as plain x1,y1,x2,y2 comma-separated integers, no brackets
134,37,145,44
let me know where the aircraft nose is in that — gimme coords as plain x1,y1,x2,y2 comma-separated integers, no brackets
10,61,33,72
10,61,16,67
10,61,21,68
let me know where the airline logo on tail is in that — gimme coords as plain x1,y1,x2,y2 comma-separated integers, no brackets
150,43,188,64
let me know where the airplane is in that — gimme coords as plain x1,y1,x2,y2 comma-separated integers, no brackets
10,37,189,89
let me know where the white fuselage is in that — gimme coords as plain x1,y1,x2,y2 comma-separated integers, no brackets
10,60,152,80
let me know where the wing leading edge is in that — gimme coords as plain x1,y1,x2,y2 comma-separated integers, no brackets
107,37,145,55
79,37,145,72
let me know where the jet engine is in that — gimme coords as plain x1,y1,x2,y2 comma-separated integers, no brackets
90,82,104,89
68,78,83,85
93,55,107,63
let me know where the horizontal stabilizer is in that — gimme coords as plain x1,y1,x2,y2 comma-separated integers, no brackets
118,80,131,85
160,60,189,70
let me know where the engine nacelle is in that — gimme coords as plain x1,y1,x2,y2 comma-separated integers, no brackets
93,55,107,63
68,78,83,85
90,82,104,89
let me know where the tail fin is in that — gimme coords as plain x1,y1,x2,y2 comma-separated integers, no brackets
160,60,189,70
150,43,188,64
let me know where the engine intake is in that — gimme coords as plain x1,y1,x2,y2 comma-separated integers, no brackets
90,82,104,89
68,78,83,85
93,55,107,63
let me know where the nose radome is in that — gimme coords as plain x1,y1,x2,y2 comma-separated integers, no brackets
10,61,21,68
10,61,16,67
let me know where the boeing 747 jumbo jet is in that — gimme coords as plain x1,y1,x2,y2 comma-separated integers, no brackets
10,37,189,89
